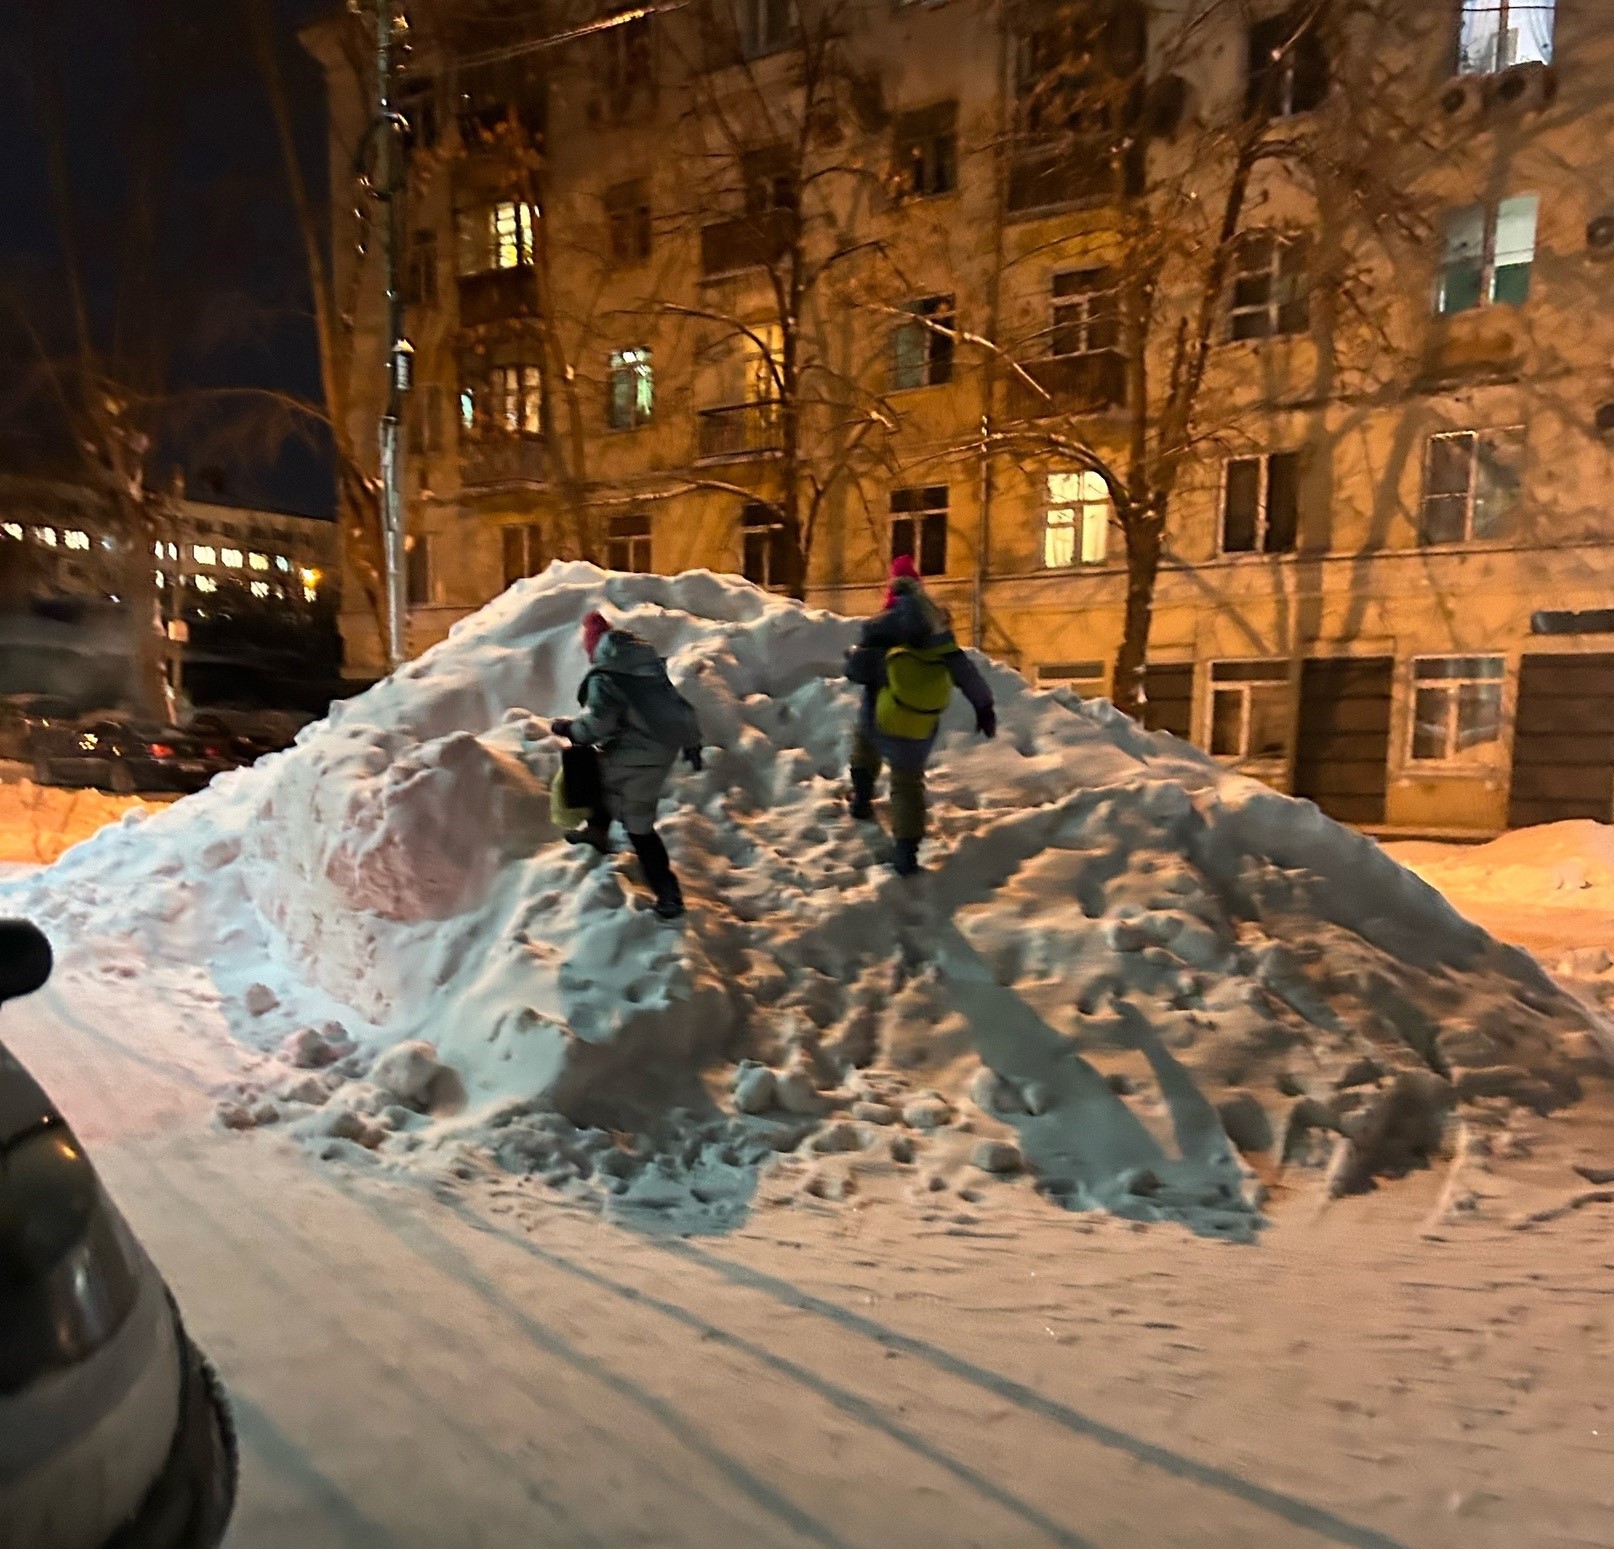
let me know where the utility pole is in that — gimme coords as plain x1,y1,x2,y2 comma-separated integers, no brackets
372,2,409,672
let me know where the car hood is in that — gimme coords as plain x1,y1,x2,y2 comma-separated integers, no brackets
0,1043,58,1148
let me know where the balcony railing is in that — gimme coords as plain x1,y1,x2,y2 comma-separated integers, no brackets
1006,138,1132,217
460,436,549,491
1005,351,1126,420
697,401,782,460
699,207,794,278
457,267,540,329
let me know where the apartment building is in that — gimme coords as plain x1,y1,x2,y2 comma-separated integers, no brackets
311,0,1614,836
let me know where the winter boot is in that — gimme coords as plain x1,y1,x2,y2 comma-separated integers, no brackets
565,822,613,855
847,765,876,822
890,837,922,877
630,830,686,920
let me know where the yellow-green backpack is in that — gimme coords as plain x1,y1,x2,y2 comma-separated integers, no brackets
876,643,955,740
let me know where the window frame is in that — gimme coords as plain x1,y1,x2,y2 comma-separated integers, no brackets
1043,469,1112,569
606,512,653,573
606,347,655,431
1050,267,1119,358
1408,655,1507,765
1227,232,1311,342
502,522,545,588
1220,451,1301,555
739,502,792,591
457,201,537,277
1245,8,1330,119
605,179,653,266
1434,195,1539,317
892,102,958,200
1206,659,1294,764
405,531,432,609
1455,1,1555,77
890,295,956,391
406,228,439,308
1418,426,1526,546
467,363,543,438
889,485,949,578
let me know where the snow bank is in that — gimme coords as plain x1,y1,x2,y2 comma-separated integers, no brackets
0,777,153,865
3,565,1603,1234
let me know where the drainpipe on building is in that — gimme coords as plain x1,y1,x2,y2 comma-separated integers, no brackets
971,1,1011,655
374,1,409,673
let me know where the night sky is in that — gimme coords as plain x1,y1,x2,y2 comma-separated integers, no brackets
0,0,337,518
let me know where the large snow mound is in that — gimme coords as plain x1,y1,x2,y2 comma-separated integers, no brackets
4,565,1605,1234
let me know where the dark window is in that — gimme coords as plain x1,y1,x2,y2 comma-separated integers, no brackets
398,80,439,150
891,485,948,577
405,230,438,308
408,385,443,456
601,9,654,100
1411,656,1505,761
405,532,431,607
607,512,652,572
502,523,545,587
606,179,652,264
1228,233,1311,341
1246,9,1330,118
1051,267,1118,356
1420,427,1524,544
1208,660,1293,760
606,348,654,430
891,296,955,391
740,503,792,590
742,144,796,216
740,0,793,59
892,102,957,199
1222,452,1300,554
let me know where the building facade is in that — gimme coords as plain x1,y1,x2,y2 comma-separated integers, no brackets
312,0,1614,836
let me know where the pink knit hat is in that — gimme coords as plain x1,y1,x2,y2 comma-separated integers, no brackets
884,554,920,609
581,610,611,659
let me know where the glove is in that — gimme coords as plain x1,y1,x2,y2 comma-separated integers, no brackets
976,705,997,740
550,718,574,741
683,746,704,772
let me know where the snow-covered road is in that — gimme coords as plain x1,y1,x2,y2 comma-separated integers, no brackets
7,957,1612,1549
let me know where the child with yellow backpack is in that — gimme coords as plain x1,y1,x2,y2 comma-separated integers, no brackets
845,555,997,875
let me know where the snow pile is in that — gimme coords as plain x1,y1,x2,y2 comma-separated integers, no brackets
2,565,1604,1235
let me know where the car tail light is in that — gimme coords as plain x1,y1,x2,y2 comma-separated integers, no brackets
149,742,174,758
205,744,225,757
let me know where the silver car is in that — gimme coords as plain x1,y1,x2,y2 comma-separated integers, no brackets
0,921,236,1549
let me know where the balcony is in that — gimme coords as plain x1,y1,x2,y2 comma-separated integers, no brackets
697,401,782,461
460,436,548,491
1006,137,1136,218
700,207,794,279
457,268,539,329
1005,352,1126,420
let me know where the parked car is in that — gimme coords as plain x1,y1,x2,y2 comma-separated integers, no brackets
185,712,296,769
28,722,227,796
0,919,238,1548
0,697,75,764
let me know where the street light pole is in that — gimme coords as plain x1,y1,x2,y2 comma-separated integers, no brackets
374,2,408,672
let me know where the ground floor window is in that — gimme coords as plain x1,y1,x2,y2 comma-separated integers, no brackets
502,522,544,587
1036,659,1107,695
405,532,432,608
1209,660,1292,760
1410,655,1505,762
890,485,948,576
740,502,791,590
606,512,652,573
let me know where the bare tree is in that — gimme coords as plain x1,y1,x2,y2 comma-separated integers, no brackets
651,0,913,599
987,0,1439,718
247,0,391,658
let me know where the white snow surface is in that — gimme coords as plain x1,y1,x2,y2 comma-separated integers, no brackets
1,565,1601,1233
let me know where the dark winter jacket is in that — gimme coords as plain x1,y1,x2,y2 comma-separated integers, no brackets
846,580,994,749
569,629,690,768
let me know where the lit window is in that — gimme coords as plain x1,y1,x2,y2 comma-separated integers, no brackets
1044,471,1111,567
64,530,90,551
1436,196,1538,316
3,522,22,539
251,581,270,598
194,545,217,565
1411,656,1505,762
194,575,218,594
36,527,57,547
275,556,292,573
1457,2,1554,76
1420,428,1525,544
303,585,317,603
1209,661,1293,762
607,348,655,429
221,548,243,569
155,571,165,589
249,552,270,571
168,541,179,560
458,201,536,274
154,540,164,557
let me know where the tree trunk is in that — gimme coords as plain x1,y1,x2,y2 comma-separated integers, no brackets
1110,503,1165,722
